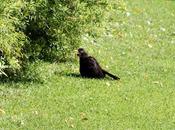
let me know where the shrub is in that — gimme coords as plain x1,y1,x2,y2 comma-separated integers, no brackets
0,0,124,78
0,17,28,77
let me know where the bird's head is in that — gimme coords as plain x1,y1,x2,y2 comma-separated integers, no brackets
77,48,88,58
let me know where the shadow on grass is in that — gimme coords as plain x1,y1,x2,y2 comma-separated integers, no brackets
62,72,117,81
0,72,119,88
0,76,43,89
61,72,82,78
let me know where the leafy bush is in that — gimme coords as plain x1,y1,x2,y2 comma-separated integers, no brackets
0,18,28,77
0,0,123,78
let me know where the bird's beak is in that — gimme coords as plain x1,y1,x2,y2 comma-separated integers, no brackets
77,52,80,56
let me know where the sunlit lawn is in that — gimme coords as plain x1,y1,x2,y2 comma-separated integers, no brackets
0,0,175,129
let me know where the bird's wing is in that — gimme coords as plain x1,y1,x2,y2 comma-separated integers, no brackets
88,56,102,69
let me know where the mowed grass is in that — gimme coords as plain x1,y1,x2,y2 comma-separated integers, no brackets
0,0,175,129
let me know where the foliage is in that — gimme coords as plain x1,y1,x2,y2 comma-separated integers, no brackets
0,0,120,78
0,17,28,77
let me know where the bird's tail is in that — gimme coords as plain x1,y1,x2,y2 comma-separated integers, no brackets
102,69,120,80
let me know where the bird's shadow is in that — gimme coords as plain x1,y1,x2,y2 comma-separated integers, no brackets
62,72,82,78
62,72,116,81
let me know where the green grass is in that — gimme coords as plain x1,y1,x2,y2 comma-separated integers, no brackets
1,0,175,129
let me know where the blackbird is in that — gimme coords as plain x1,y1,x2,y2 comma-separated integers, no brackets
77,48,120,80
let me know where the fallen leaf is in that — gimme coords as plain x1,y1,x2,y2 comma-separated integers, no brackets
106,82,111,87
80,112,88,121
148,44,153,48
147,20,151,25
126,12,131,17
153,81,163,87
0,109,5,115
160,27,166,32
65,117,75,128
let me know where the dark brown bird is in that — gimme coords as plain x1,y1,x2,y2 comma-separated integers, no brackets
77,48,120,80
